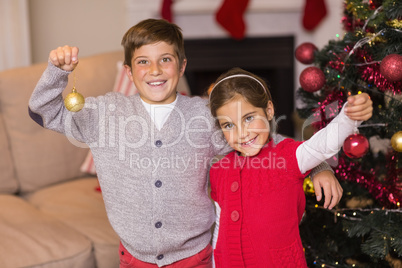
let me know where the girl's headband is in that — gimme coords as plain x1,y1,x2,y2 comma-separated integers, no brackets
209,74,267,101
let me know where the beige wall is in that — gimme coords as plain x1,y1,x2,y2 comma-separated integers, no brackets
28,0,344,64
29,0,127,63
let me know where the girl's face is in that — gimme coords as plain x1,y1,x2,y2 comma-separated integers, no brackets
125,41,187,104
216,95,274,157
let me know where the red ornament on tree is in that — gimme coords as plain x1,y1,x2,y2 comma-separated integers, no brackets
343,133,369,159
299,67,325,92
380,54,402,82
295,42,318,64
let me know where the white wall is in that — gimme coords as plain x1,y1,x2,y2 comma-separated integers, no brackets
127,0,345,46
0,0,31,71
310,0,346,48
28,0,345,66
29,0,127,63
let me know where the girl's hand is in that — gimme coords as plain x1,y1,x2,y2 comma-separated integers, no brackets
345,93,373,121
48,45,79,72
312,170,343,209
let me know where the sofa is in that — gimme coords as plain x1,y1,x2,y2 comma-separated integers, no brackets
0,51,129,268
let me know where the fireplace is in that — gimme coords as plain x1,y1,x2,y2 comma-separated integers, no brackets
184,36,295,137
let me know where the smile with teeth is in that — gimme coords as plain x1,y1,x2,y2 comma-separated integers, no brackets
148,81,166,86
241,136,257,146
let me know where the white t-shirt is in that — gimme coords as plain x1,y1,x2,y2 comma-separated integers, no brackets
140,97,178,130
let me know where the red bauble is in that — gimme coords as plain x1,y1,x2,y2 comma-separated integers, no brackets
295,42,318,64
380,54,402,82
299,67,326,92
343,133,369,159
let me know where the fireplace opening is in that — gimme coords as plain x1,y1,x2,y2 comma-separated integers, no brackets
184,36,295,137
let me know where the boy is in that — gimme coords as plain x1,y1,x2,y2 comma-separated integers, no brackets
29,19,342,267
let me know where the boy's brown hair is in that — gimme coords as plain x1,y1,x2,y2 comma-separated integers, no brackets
121,19,186,69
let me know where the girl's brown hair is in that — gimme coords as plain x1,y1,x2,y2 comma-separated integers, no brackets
121,19,186,69
209,67,276,133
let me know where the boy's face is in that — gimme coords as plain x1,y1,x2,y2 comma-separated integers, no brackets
216,95,274,157
125,41,187,104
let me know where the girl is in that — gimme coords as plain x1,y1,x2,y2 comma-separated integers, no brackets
208,68,372,267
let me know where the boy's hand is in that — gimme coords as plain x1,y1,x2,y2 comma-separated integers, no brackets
49,46,79,72
345,93,373,121
313,170,343,209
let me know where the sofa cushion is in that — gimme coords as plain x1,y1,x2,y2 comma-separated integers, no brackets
0,114,18,194
0,51,123,193
25,177,120,268
0,194,95,268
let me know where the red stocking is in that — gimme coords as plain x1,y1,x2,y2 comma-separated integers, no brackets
302,0,328,31
216,0,250,40
161,0,173,22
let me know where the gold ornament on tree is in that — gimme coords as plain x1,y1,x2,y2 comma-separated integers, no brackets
386,19,402,29
64,71,85,112
303,177,315,196
391,131,402,152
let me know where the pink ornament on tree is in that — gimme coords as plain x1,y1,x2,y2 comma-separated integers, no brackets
343,133,369,159
295,42,318,64
299,67,326,92
380,54,402,82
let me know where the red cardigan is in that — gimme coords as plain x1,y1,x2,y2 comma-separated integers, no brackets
210,139,309,268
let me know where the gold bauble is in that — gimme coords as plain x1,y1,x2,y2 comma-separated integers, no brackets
303,177,315,196
391,131,402,152
64,87,85,112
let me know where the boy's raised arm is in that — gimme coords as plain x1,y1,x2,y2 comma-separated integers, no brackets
28,46,94,144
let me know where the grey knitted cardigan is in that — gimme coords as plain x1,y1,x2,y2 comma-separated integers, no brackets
29,63,331,267
29,63,230,266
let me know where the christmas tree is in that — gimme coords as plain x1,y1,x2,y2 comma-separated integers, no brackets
296,0,402,267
